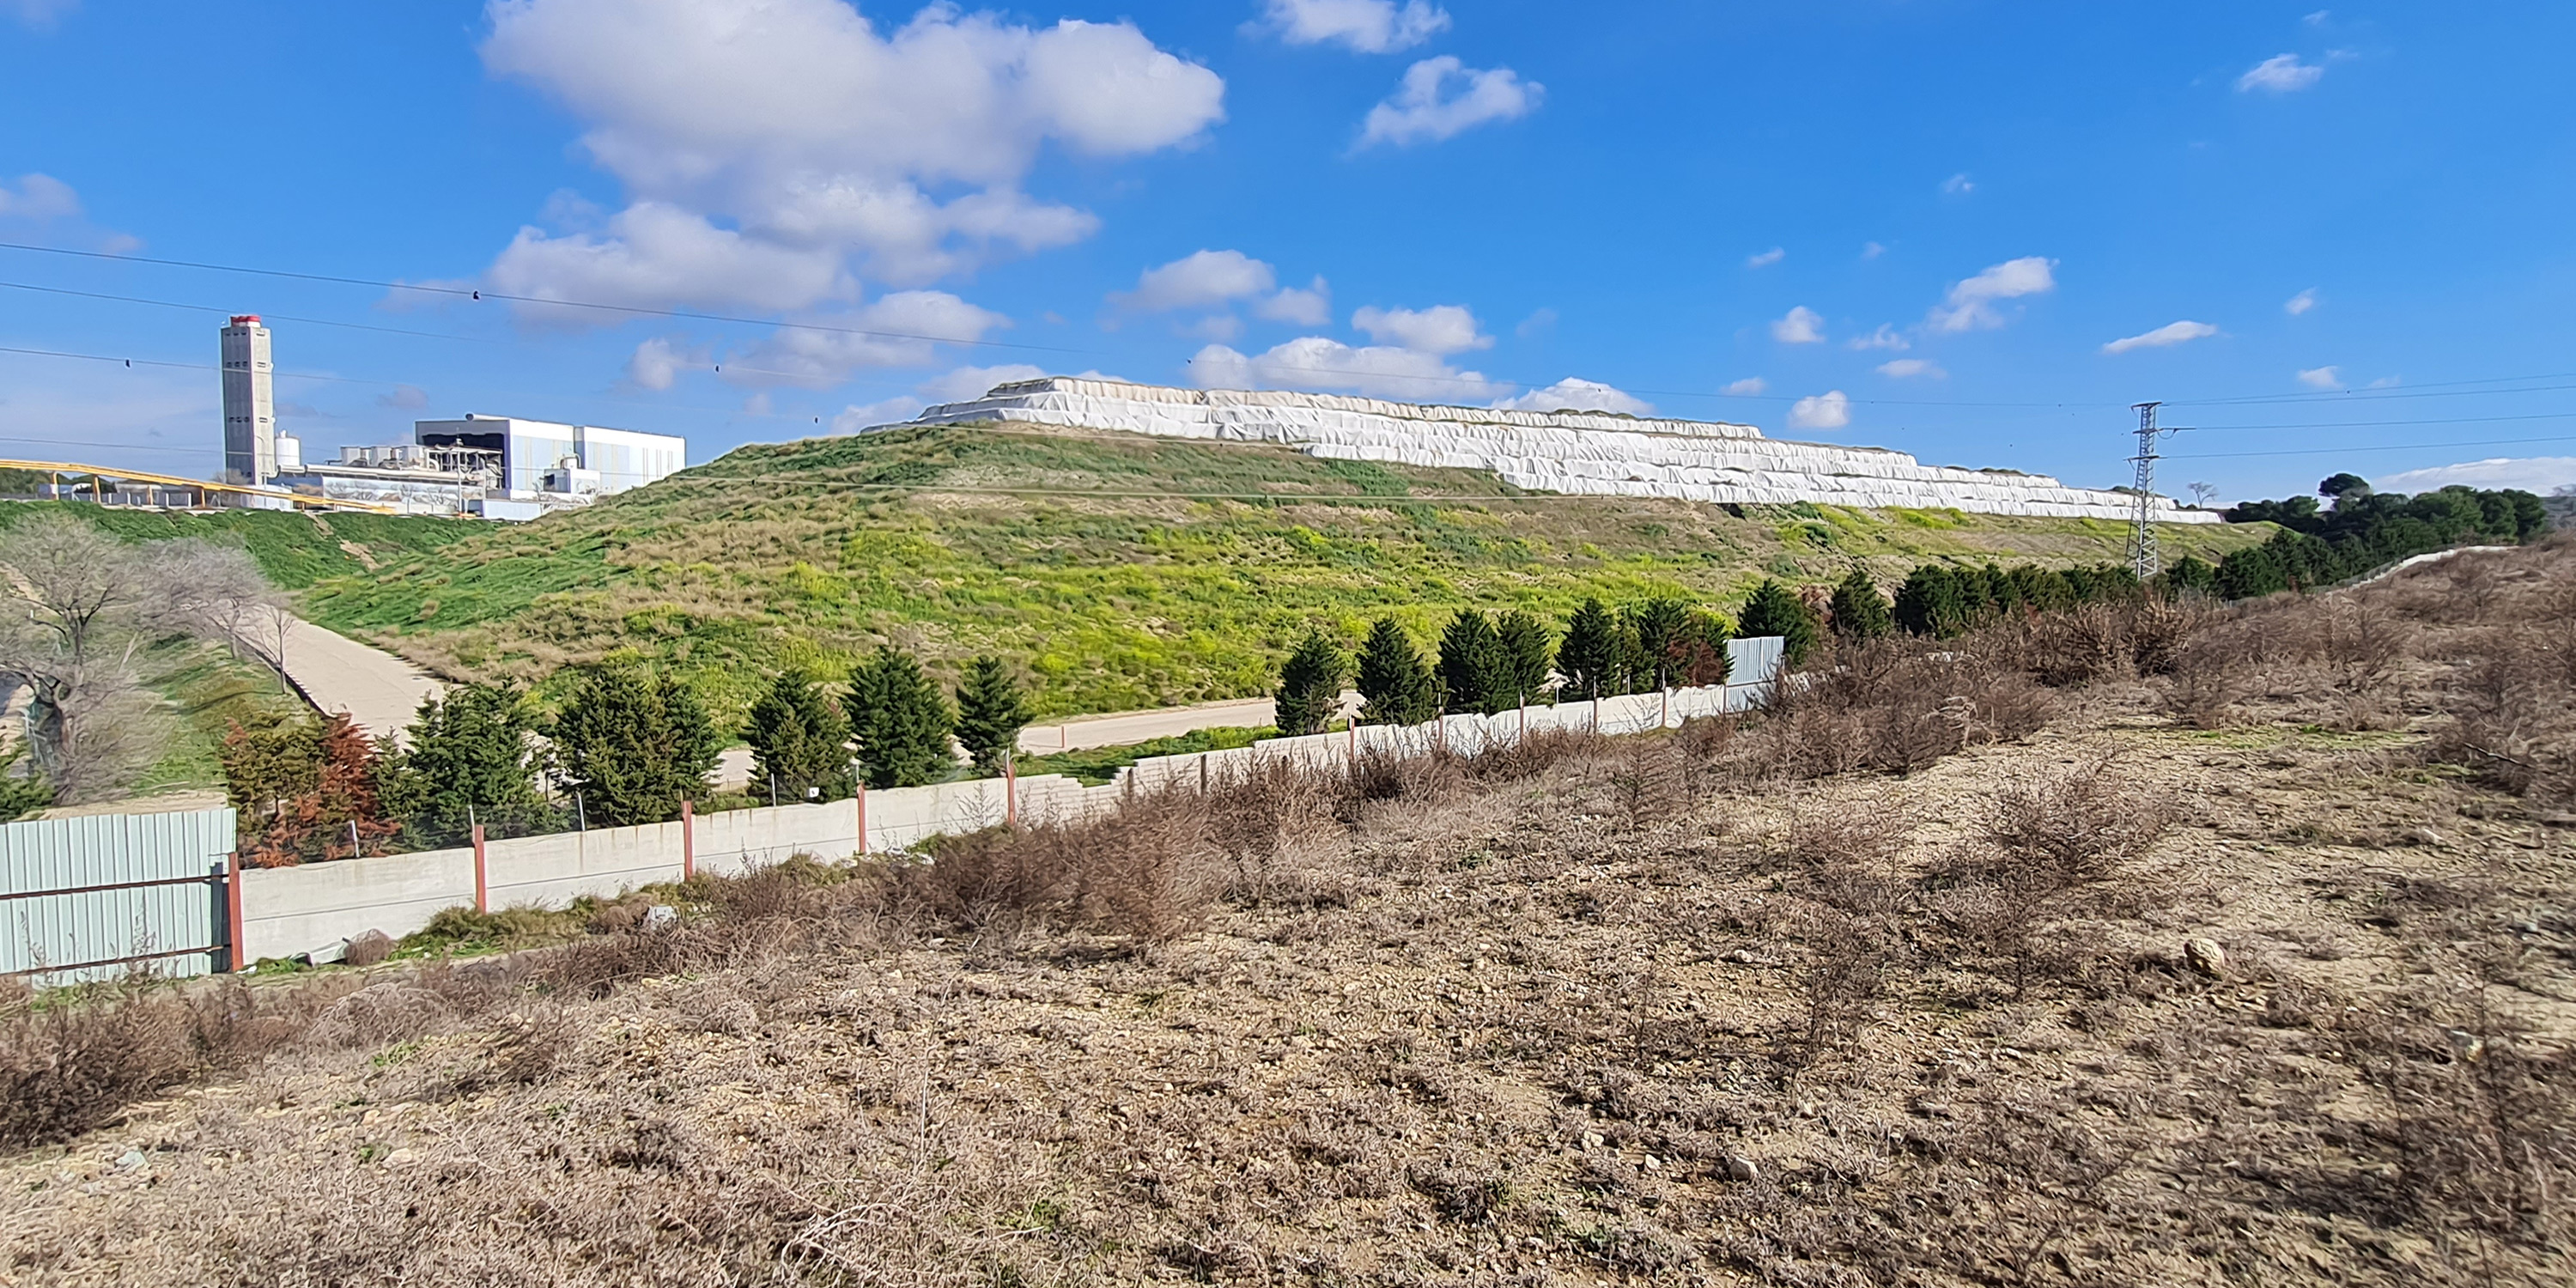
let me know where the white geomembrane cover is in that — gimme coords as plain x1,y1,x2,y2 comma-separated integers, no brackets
885,377,2219,523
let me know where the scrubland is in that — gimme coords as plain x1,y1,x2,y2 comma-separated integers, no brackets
3,538,2570,1286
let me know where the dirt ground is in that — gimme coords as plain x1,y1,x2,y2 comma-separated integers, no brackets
3,549,2572,1287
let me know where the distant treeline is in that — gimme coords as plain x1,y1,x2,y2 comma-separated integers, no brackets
2207,475,2549,598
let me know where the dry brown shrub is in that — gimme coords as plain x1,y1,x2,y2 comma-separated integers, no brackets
1934,761,2175,994
907,791,1219,942
1205,759,1343,906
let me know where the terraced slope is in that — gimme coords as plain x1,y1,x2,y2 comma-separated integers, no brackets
298,423,2267,722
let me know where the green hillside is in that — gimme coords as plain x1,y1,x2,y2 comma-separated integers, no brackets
295,422,2269,721
0,502,484,589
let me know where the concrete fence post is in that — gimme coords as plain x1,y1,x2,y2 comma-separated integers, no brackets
471,823,488,914
1005,753,1018,828
855,782,869,855
681,799,696,880
226,849,247,973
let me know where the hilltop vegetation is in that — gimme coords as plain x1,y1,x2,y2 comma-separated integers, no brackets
296,423,2265,721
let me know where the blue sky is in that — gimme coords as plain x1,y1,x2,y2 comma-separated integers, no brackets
4,0,2574,502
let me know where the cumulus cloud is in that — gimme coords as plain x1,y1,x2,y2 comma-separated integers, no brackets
1356,56,1541,148
1746,246,1785,269
1256,276,1333,326
1941,173,1974,195
830,396,927,433
1189,336,1504,402
1252,0,1448,53
919,362,1048,403
0,173,82,220
1515,307,1557,339
1846,324,1908,352
1113,250,1326,329
2101,320,2220,354
1929,256,2056,333
3,0,76,28
2285,288,2318,315
1789,391,1850,431
1876,358,1946,380
2238,53,2325,94
2297,365,2342,389
1722,377,1767,396
475,0,1224,316
2379,457,2576,495
1493,378,1654,416
1771,305,1825,344
1352,303,1490,355
722,291,1011,386
624,336,708,391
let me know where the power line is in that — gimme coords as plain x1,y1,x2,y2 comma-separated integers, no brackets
0,281,500,343
2170,434,2576,459
2189,411,2576,432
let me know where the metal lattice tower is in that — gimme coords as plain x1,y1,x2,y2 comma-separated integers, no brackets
2127,402,2179,580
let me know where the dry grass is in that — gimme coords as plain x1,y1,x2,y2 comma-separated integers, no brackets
6,541,2574,1285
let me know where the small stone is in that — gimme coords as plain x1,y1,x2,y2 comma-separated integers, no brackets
2447,1030,2487,1064
115,1150,146,1172
1725,1155,1760,1182
1727,949,1763,965
2184,937,2227,979
1580,1131,1604,1151
2406,826,2445,847
641,905,680,933
1640,1154,1662,1171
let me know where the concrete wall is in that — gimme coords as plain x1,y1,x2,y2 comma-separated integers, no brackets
234,639,1785,963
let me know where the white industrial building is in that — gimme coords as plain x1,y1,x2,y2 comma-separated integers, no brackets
218,315,278,484
411,415,685,496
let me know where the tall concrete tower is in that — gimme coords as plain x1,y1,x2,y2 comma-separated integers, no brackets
220,315,276,483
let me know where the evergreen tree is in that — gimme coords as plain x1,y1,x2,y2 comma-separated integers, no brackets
1982,562,2023,618
1827,568,1893,641
222,713,401,865
1557,598,1623,700
1735,578,1821,665
844,646,956,789
1893,566,1969,636
1437,609,1514,714
2160,554,2217,600
0,746,50,825
1623,598,1696,690
1495,609,1556,706
742,670,854,802
953,655,1032,775
379,682,553,847
551,663,720,827
1355,617,1442,726
1272,630,1347,736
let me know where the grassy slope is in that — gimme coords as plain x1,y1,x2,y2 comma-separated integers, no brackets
298,423,2271,723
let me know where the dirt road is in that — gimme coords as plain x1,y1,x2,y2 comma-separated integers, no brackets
1015,690,1361,754
271,617,444,745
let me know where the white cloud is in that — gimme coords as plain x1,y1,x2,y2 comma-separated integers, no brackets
2238,53,2325,94
1356,56,1541,149
2101,319,2220,354
1941,173,1974,195
476,0,1224,315
1185,314,1245,342
1746,246,1785,269
2305,9,2331,26
2296,365,2342,389
722,291,1011,386
2366,376,2400,389
376,384,432,411
3,0,76,28
1515,307,1558,339
1189,337,1504,402
830,395,926,433
1846,324,1908,351
1789,391,1850,431
1876,358,1946,380
1256,276,1332,326
1352,303,1490,355
1722,377,1767,396
2285,288,2318,315
624,336,707,391
0,173,81,220
919,362,1048,403
1253,0,1449,53
1771,305,1826,344
2378,457,2576,495
1862,240,1886,259
1493,378,1654,416
1929,256,2057,333
1115,248,1277,313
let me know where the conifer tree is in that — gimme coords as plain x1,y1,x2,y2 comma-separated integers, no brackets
952,655,1031,775
1735,578,1821,665
1356,617,1441,726
551,664,720,826
1827,568,1893,642
742,670,854,802
1557,598,1623,700
1894,566,1969,637
1437,609,1514,714
844,646,955,789
1495,609,1555,707
1623,598,1696,690
379,682,553,847
1273,630,1347,736
1981,562,2022,618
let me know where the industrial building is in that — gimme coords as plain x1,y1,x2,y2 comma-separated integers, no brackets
218,315,278,484
411,415,685,496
